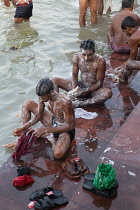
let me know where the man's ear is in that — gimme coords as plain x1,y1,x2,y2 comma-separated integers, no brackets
50,90,54,95
131,5,134,11
126,27,130,31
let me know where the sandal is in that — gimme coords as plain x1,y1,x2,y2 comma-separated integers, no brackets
34,196,68,209
84,172,119,188
83,172,118,198
62,161,81,179
29,187,63,201
71,158,89,176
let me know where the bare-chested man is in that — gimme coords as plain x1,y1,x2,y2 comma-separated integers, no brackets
115,16,140,82
3,78,75,159
3,0,33,23
52,39,112,108
107,0,140,54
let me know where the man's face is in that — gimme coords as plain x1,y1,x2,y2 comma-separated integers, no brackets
81,50,95,62
122,27,133,37
39,93,51,102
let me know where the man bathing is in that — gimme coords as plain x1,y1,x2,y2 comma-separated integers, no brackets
52,39,112,108
114,16,140,82
3,0,33,23
107,0,140,54
3,78,75,159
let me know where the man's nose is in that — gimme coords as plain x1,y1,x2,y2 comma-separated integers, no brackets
85,56,88,60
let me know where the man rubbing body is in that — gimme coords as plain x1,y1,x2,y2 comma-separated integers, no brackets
52,39,112,108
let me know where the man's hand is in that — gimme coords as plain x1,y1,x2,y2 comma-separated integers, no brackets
67,86,84,100
38,97,45,119
13,127,26,136
112,66,126,83
32,128,48,138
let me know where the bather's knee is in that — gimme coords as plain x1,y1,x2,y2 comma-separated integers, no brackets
90,9,97,15
22,100,33,109
106,88,113,99
53,150,66,159
51,77,58,85
102,88,113,100
79,9,87,17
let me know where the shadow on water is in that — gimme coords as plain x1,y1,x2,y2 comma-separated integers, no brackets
6,22,38,49
1,22,38,68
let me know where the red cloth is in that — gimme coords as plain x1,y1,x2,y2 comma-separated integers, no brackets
12,129,38,160
13,174,35,186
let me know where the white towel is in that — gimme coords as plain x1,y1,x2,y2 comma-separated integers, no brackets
75,108,98,119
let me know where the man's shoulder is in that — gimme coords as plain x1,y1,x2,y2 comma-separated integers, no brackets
111,11,123,20
112,10,138,20
73,52,81,63
58,94,73,111
58,93,72,104
95,53,104,60
73,52,81,57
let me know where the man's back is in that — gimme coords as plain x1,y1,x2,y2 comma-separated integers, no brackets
110,10,140,46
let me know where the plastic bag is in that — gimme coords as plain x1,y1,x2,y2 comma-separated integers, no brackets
93,163,116,190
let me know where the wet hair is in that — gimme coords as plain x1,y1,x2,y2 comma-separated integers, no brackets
121,16,138,30
80,39,95,52
36,77,54,96
122,0,134,9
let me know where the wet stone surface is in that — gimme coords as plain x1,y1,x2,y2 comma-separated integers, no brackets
0,54,140,209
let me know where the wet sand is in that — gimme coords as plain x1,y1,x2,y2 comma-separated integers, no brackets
0,53,140,209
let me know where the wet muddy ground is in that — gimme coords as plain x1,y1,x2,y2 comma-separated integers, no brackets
0,53,140,209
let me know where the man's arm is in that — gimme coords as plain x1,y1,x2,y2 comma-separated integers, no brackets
72,62,79,88
13,99,45,136
129,37,139,60
110,21,115,37
23,98,45,130
3,0,10,7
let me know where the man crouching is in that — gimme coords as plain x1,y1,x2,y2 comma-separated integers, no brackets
3,77,75,159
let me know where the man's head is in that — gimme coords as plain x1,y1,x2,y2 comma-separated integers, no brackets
122,0,134,9
36,77,54,101
80,39,95,61
121,16,139,36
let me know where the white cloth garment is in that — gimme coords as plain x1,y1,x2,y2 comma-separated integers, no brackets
75,108,98,119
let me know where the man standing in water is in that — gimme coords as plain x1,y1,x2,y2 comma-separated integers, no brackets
52,39,112,108
3,0,33,23
107,0,140,54
115,16,140,82
78,0,98,27
78,0,112,27
3,78,75,159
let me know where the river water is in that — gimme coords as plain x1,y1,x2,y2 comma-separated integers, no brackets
0,0,140,165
